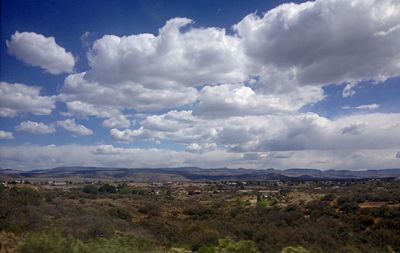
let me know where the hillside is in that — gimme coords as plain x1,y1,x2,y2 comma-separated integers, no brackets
1,167,400,182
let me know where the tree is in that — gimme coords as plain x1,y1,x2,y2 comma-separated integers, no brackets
99,184,117,193
83,185,98,194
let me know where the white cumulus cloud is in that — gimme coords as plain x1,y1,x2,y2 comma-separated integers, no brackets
234,0,400,89
86,17,247,86
59,72,198,112
128,111,400,153
7,31,75,74
110,127,144,142
15,121,55,134
341,122,367,135
102,115,131,129
0,82,55,117
194,84,324,118
2,1,400,171
0,131,14,140
56,119,93,136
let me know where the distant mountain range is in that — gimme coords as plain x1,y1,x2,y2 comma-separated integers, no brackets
1,166,400,182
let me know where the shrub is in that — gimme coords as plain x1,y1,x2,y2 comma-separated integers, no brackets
82,185,98,194
83,236,166,253
18,232,84,253
321,194,335,202
108,207,131,220
138,203,161,217
9,187,42,206
99,184,117,194
281,246,311,253
216,237,260,253
198,245,216,253
18,232,166,253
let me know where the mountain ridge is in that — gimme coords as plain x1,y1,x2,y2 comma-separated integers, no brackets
1,166,400,182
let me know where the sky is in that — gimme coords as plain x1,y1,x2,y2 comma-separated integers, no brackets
0,0,399,171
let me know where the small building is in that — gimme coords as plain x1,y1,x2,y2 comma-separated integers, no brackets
237,189,253,194
259,190,280,198
48,181,67,186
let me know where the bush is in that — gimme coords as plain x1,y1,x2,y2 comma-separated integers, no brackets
18,232,166,253
62,213,116,239
18,232,84,253
138,203,161,217
281,246,310,253
9,187,42,206
83,236,166,253
198,245,216,253
216,237,260,253
321,194,335,202
99,184,117,194
108,207,131,220
83,185,98,194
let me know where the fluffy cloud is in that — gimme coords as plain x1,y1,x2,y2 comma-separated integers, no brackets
0,82,55,117
0,131,14,140
140,110,205,143
102,115,131,129
341,122,367,135
7,31,75,74
59,72,198,112
246,113,400,152
56,119,93,136
64,100,113,118
128,111,400,153
110,127,144,142
3,1,400,171
185,143,217,153
234,0,400,90
15,121,55,134
342,83,357,98
258,149,400,171
85,18,247,86
58,17,246,115
193,84,324,118
62,101,130,129
58,0,400,119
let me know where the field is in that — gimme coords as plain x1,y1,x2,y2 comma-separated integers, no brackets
1,179,400,253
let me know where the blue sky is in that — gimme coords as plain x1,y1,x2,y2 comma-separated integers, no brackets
1,0,399,170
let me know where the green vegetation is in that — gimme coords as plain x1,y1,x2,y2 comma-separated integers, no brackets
16,233,262,253
281,246,310,253
82,185,98,194
17,232,173,253
0,180,400,252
